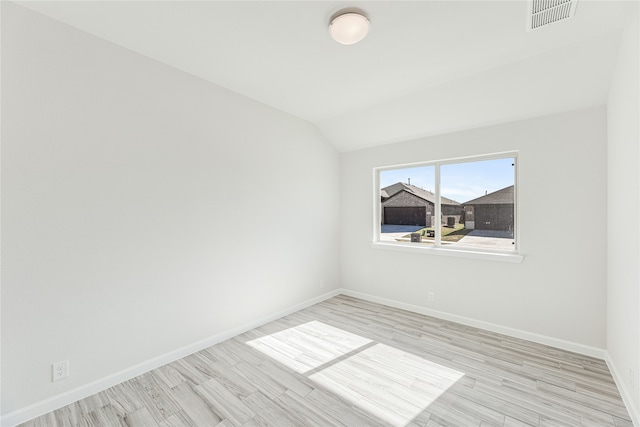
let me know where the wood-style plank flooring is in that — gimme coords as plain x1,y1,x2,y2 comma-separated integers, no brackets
19,295,633,427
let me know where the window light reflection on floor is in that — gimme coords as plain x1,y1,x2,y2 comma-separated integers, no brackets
310,343,464,426
247,321,464,426
246,320,372,373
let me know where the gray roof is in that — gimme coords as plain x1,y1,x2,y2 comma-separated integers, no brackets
381,182,460,206
463,185,514,205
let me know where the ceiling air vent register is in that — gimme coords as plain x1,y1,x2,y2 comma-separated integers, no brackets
527,0,578,31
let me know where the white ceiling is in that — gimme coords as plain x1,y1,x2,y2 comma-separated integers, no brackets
15,1,633,151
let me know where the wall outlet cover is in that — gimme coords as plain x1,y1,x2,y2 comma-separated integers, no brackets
52,360,69,382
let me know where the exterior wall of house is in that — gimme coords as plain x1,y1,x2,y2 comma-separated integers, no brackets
382,192,462,227
471,204,514,231
442,205,462,216
464,205,475,229
381,191,433,226
441,205,463,225
383,191,430,208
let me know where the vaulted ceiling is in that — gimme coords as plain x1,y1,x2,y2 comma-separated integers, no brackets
15,1,633,151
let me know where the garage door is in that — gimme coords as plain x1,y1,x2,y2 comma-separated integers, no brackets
384,207,426,226
475,205,514,231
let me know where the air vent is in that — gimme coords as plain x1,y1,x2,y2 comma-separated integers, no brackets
527,0,578,31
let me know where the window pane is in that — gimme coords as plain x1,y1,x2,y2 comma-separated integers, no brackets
380,166,435,245
440,158,515,251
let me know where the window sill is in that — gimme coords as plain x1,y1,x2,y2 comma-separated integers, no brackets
371,241,524,263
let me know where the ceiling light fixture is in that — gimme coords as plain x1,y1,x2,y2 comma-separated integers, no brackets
329,10,370,45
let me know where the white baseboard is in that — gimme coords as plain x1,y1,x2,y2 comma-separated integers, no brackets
0,289,341,427
2,288,622,427
605,352,640,426
338,289,607,360
344,287,639,423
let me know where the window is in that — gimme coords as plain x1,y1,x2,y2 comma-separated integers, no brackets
375,152,521,261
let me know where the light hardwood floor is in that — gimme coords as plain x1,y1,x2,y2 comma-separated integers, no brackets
19,295,633,427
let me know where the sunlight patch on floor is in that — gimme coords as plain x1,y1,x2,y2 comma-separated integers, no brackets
248,321,464,426
247,321,372,373
309,343,464,426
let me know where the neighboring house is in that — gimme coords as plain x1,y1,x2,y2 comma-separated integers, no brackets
463,185,514,231
381,182,462,227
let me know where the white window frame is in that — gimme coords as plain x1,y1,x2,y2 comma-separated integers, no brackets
372,151,523,263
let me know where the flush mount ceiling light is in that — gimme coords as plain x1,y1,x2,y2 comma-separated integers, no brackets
329,10,370,45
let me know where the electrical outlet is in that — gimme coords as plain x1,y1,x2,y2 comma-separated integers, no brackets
428,291,435,302
52,360,69,382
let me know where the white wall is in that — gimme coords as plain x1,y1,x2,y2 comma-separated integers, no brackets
340,107,608,350
607,2,640,421
1,2,339,416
